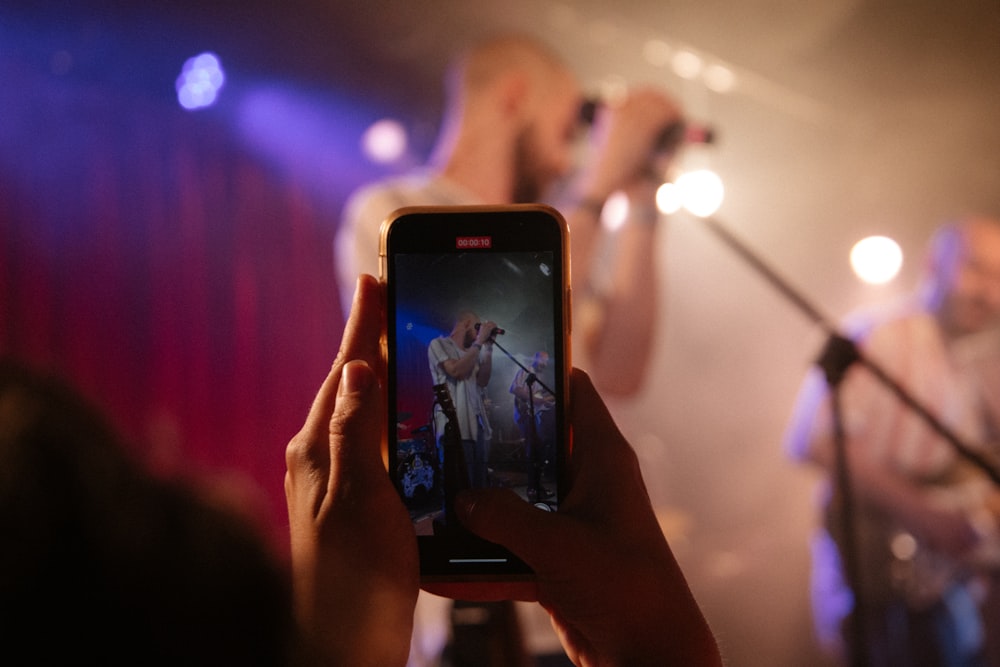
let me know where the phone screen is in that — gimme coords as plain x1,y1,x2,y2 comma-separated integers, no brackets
381,205,570,580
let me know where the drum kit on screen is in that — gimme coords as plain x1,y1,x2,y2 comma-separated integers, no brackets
395,413,438,502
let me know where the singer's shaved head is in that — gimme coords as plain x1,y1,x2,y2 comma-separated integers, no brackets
449,309,480,348
432,35,583,203
446,36,570,101
453,310,478,328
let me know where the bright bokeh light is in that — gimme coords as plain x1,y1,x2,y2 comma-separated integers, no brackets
671,50,703,80
850,235,903,284
655,182,682,214
600,191,630,232
676,169,725,217
176,52,225,110
361,118,408,164
704,64,736,93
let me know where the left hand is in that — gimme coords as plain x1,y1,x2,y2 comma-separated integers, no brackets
285,274,418,667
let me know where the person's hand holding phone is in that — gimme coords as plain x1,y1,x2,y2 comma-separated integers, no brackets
285,270,719,666
285,274,418,667
456,369,723,667
384,205,569,579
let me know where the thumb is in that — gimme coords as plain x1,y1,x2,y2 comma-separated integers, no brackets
456,488,564,575
328,359,383,476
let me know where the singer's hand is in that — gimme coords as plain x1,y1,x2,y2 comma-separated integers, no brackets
563,88,683,397
285,274,418,667
576,87,684,202
476,320,499,346
456,369,722,667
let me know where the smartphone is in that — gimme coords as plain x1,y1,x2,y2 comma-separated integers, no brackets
380,204,571,582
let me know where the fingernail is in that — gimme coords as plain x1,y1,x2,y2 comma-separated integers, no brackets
341,360,372,394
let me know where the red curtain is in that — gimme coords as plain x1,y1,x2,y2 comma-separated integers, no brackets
0,55,349,553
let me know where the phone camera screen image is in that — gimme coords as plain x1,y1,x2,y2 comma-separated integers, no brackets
382,206,569,579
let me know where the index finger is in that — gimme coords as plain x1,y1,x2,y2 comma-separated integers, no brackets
300,274,384,443
563,369,650,512
567,368,631,467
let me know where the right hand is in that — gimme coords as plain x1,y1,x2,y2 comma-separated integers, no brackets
475,320,500,346
576,87,684,202
456,369,722,667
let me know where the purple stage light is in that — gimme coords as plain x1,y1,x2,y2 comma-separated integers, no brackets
176,52,225,110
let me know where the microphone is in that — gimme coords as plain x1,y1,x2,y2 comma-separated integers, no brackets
579,98,715,153
474,323,505,336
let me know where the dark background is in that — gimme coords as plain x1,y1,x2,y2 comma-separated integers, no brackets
2,1,998,664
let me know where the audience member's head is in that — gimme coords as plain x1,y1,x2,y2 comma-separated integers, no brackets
0,358,294,664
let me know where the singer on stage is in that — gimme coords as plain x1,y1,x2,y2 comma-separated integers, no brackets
338,33,687,667
336,34,685,398
428,309,498,489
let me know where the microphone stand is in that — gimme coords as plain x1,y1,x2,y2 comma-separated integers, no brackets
696,215,1000,667
524,373,544,500
491,338,555,501
491,338,556,399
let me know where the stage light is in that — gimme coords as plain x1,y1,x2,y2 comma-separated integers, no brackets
361,118,408,164
655,182,682,214
850,235,903,285
176,52,225,110
600,191,630,231
671,50,703,80
676,169,724,217
704,64,736,93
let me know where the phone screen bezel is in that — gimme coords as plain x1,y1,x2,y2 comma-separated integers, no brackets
381,204,570,580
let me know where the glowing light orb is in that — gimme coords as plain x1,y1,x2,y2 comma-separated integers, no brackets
176,52,225,110
655,182,682,214
671,50,703,80
704,64,736,93
850,235,903,284
361,118,408,164
676,169,724,217
600,191,630,231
